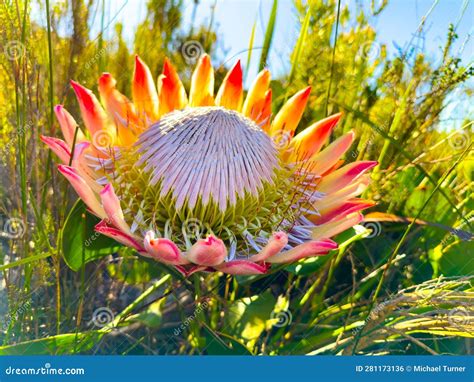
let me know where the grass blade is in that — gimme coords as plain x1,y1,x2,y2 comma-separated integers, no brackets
352,141,473,354
245,17,257,80
336,102,472,231
258,0,278,71
288,8,311,86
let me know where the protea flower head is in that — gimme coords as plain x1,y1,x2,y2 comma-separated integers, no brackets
42,54,377,276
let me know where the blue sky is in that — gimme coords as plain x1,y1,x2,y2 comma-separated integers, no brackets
93,0,473,78
33,0,473,127
96,0,473,127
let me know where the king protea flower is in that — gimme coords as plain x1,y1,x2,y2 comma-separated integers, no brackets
42,54,377,276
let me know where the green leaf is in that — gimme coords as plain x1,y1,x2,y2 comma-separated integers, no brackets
225,291,276,344
288,9,311,85
0,252,51,272
258,0,278,71
107,256,164,284
437,240,474,277
245,17,257,79
0,332,103,355
62,200,122,271
201,324,253,355
128,299,163,329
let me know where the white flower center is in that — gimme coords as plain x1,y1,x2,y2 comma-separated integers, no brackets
136,107,278,211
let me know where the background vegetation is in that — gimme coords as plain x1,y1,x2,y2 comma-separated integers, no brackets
0,0,472,355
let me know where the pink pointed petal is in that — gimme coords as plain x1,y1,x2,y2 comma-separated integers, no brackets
133,55,159,121
71,141,91,166
95,220,145,252
249,232,288,262
313,175,370,212
70,80,110,136
158,58,188,115
257,89,272,131
71,142,103,193
40,135,71,164
98,72,141,141
266,239,338,264
242,69,271,119
144,231,189,265
306,131,355,175
269,86,311,137
54,105,87,146
189,54,214,106
58,165,106,219
318,161,377,193
321,159,345,176
215,60,243,110
312,213,364,240
99,183,131,234
288,113,342,161
186,235,227,266
214,260,269,275
313,199,376,225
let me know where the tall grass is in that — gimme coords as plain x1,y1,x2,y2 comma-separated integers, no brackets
0,0,472,355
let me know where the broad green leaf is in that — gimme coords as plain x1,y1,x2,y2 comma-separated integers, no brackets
285,254,329,276
107,256,163,284
224,291,276,345
438,241,474,277
62,200,122,271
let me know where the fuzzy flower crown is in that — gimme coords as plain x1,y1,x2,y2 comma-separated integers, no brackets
42,54,377,276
